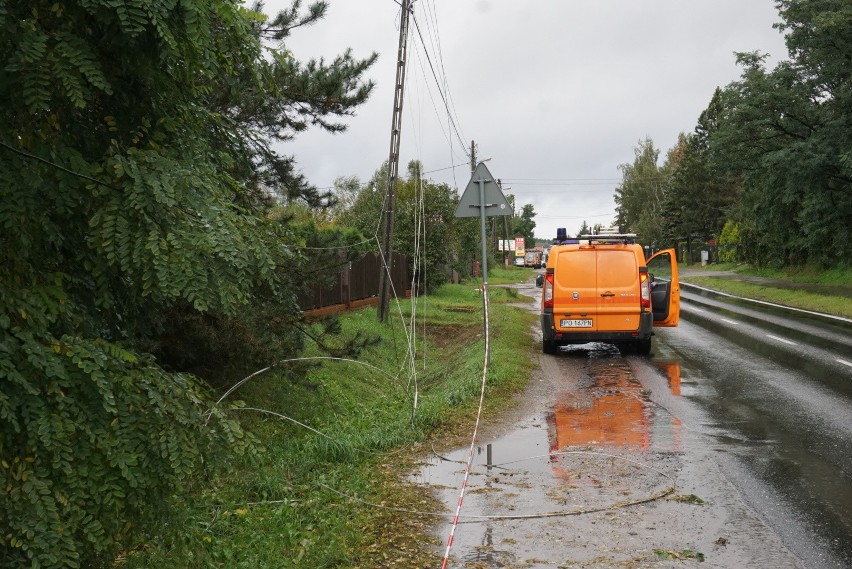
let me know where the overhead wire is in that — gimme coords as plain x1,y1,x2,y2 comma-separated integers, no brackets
419,0,468,189
423,161,470,174
379,0,491,418
408,17,468,166
423,0,467,146
410,13,468,156
396,38,425,412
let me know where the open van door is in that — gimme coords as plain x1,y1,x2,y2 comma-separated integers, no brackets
646,248,679,327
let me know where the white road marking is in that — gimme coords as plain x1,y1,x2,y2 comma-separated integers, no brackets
766,334,797,346
836,358,852,368
722,318,737,325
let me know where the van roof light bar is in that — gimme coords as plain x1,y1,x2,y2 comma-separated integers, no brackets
578,233,638,244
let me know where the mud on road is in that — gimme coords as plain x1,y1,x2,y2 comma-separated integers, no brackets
413,279,804,569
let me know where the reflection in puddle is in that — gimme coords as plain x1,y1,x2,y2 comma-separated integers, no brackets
417,354,686,565
547,359,683,462
655,360,682,395
549,360,650,450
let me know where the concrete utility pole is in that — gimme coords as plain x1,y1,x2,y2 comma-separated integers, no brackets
377,0,413,322
470,140,477,174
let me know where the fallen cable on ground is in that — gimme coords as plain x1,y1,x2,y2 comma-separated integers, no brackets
316,480,676,522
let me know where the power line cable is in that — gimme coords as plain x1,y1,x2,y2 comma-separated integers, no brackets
420,0,467,146
410,13,468,155
410,34,469,165
424,161,470,174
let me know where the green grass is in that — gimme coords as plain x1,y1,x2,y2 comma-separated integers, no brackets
683,276,852,319
121,275,537,568
734,264,852,286
487,265,535,285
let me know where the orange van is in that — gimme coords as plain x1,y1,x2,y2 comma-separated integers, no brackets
539,232,679,355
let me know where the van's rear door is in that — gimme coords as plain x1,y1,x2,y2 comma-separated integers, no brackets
552,248,598,331
595,248,643,331
646,248,680,327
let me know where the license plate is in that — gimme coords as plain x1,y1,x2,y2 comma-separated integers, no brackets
560,319,592,328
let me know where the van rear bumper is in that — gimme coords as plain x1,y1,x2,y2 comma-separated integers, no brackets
541,311,653,344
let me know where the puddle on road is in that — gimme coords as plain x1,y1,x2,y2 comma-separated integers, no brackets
416,346,686,565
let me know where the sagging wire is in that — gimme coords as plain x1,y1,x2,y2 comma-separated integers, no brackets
417,162,428,373
292,237,375,251
402,82,431,408
204,353,420,459
429,441,510,471
494,450,676,487
410,13,467,154
316,478,675,523
398,52,423,413
209,356,404,413
375,224,425,418
232,408,393,457
370,2,425,416
212,445,677,518
418,0,467,189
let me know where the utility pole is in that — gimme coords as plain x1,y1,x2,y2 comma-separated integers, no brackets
470,140,477,174
377,0,413,322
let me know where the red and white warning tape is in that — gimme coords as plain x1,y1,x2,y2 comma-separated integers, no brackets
440,282,491,568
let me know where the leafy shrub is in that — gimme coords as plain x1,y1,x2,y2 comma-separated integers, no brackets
0,326,248,568
717,219,741,263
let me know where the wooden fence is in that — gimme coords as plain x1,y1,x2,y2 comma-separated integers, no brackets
299,252,409,316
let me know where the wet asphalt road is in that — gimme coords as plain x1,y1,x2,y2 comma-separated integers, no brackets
658,285,852,568
419,278,851,568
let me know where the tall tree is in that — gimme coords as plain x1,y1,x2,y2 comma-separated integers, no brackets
707,0,852,266
0,1,376,566
343,161,472,289
662,125,735,248
512,203,537,249
395,161,462,291
614,137,668,246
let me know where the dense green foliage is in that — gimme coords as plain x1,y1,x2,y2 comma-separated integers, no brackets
340,160,484,288
614,137,668,246
616,0,851,267
717,220,742,263
0,0,376,566
513,203,538,249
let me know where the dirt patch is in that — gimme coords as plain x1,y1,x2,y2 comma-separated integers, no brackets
424,324,479,350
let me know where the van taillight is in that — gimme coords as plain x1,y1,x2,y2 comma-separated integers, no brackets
639,268,650,309
543,273,554,308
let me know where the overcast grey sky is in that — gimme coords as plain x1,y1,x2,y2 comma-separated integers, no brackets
270,1,789,239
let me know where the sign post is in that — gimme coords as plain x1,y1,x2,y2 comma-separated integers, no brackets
454,162,510,365
454,161,511,281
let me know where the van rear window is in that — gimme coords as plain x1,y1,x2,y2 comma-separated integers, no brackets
557,250,595,276
596,251,638,288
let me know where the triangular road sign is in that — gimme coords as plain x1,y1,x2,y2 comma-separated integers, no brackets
454,162,511,218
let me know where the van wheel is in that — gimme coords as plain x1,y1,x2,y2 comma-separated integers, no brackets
542,340,558,355
634,338,652,356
